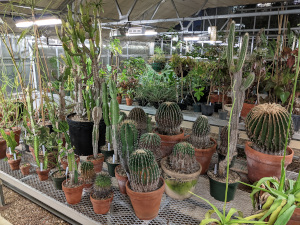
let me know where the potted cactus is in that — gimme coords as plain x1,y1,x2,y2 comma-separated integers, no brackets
161,142,201,200
20,163,31,176
138,133,162,162
62,149,84,205
244,103,294,182
50,140,66,190
81,161,96,191
187,116,217,174
1,129,21,170
127,107,148,137
154,102,184,158
126,149,165,220
90,172,113,214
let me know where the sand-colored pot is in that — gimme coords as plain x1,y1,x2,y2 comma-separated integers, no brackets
8,158,21,170
62,179,84,205
126,178,165,220
241,103,255,119
223,104,232,113
115,165,128,195
87,153,104,173
0,139,7,159
161,157,201,200
245,141,294,183
90,193,113,214
20,165,31,176
36,168,51,181
155,129,184,158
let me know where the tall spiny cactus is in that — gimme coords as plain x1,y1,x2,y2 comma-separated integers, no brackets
188,116,211,149
170,142,199,174
245,103,294,155
92,106,102,158
139,133,161,160
218,20,255,177
128,108,147,133
118,120,138,174
155,102,183,135
67,148,78,185
129,149,160,192
102,82,112,144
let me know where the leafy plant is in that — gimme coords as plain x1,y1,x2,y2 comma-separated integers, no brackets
149,47,166,64
0,130,17,153
193,87,205,102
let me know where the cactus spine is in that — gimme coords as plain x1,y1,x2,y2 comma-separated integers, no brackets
188,116,211,149
129,149,160,192
81,161,95,183
139,133,161,160
128,108,147,133
67,148,78,185
93,172,112,199
155,102,183,135
245,103,294,155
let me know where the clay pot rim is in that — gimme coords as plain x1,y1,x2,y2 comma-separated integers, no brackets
20,164,31,168
62,178,84,189
154,128,184,138
90,192,114,202
36,168,51,173
115,165,128,180
126,177,165,196
207,170,241,185
194,138,217,152
161,157,202,180
8,158,21,163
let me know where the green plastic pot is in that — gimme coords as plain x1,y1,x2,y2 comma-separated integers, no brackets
101,150,114,162
106,161,120,177
208,172,240,202
151,62,165,72
51,170,66,190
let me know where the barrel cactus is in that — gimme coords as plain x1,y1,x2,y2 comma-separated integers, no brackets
245,103,294,155
92,172,112,199
139,133,161,160
155,102,183,135
188,116,211,149
129,149,160,192
81,161,95,184
119,111,127,123
170,142,199,174
128,108,147,131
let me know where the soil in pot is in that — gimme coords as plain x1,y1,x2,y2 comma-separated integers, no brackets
0,138,7,159
106,157,120,177
51,170,66,190
61,155,80,170
67,113,106,156
193,103,201,112
207,170,240,202
115,165,128,195
161,157,201,200
201,104,214,116
8,157,21,170
90,192,113,214
62,179,84,205
87,154,104,173
126,178,165,220
20,164,31,176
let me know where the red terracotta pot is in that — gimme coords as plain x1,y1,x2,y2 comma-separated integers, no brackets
8,158,21,170
6,150,19,159
90,193,113,214
241,103,255,119
287,207,300,225
245,141,294,183
117,96,122,104
36,168,50,181
115,165,128,195
155,129,184,158
126,178,165,220
125,98,133,106
210,94,228,104
61,155,80,170
62,179,84,205
87,153,104,173
20,165,31,176
12,127,21,145
0,139,7,159
194,138,217,175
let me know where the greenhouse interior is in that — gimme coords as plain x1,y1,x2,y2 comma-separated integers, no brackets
0,0,300,224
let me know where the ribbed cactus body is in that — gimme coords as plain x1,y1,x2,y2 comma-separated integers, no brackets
139,133,161,159
188,116,211,149
129,149,160,192
245,103,294,155
128,108,147,130
81,161,95,183
170,142,199,174
93,172,112,199
155,102,183,135
119,111,127,123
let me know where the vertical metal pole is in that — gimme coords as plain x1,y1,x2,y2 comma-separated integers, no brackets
161,38,163,51
170,39,173,55
0,179,5,207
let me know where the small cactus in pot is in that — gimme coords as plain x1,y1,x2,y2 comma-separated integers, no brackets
139,133,161,161
81,161,96,189
188,115,212,149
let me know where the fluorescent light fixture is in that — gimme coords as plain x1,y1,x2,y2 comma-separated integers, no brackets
16,18,62,28
197,40,222,44
145,30,157,36
184,36,199,41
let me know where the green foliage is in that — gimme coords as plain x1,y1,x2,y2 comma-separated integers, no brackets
94,173,112,189
193,87,205,102
149,47,166,64
0,129,17,152
121,57,146,78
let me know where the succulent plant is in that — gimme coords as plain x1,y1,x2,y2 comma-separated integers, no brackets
188,115,211,149
128,107,147,131
93,172,112,199
217,126,229,156
170,142,199,174
81,161,95,183
129,149,160,192
245,103,294,155
67,148,78,185
139,133,161,160
119,111,127,122
155,102,183,135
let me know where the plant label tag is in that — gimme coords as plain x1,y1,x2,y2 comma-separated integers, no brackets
108,143,111,151
209,102,211,106
13,153,16,160
25,130,27,137
9,147,12,154
255,100,257,105
214,164,217,175
218,89,220,95
113,155,115,163
42,145,45,156
65,167,68,176
40,163,43,171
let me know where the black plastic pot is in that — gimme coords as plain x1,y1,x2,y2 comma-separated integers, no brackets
51,170,66,190
152,102,160,109
208,172,240,202
201,104,214,116
177,102,187,111
292,114,300,132
214,102,222,113
106,161,120,177
151,62,165,72
45,124,54,133
67,113,106,156
101,150,114,162
193,103,201,112
137,98,148,107
218,110,227,120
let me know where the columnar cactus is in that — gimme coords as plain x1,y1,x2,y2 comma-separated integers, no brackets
188,116,211,149
170,142,199,174
139,133,161,160
129,149,160,192
93,172,112,199
92,106,102,158
155,102,183,135
118,120,138,174
245,103,294,155
128,108,147,132
81,161,95,183
67,148,78,185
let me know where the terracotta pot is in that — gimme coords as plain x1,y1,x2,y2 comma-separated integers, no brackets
125,98,133,106
8,158,21,170
245,141,294,183
115,165,128,195
155,129,184,158
83,182,93,189
126,178,165,220
117,96,122,104
6,150,19,159
62,179,84,205
241,103,255,119
12,127,21,145
194,138,217,175
28,146,58,169
90,193,113,214
210,94,227,104
61,155,80,170
36,168,50,181
87,154,104,173
0,139,7,159
287,207,300,225
20,165,31,176
161,157,201,200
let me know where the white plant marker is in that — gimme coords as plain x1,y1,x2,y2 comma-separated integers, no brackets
40,163,43,171
255,100,257,105
108,143,111,151
218,89,220,95
65,167,69,177
42,145,45,156
209,102,211,106
9,147,12,155
113,155,115,163
13,153,17,160
25,130,27,137
214,164,218,175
